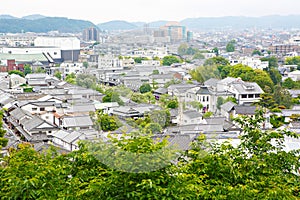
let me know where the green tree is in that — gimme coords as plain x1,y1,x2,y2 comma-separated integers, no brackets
212,47,219,56
204,56,230,66
144,123,162,134
0,110,8,149
283,77,296,89
190,65,221,83
8,70,24,77
285,56,300,68
261,56,278,68
24,65,32,76
139,83,152,94
65,73,76,84
167,99,178,109
96,113,121,131
35,67,46,73
76,74,97,88
162,55,181,66
152,69,159,75
54,71,62,80
273,85,293,108
83,61,89,68
268,68,282,85
188,101,203,112
252,49,262,56
102,89,124,106
217,97,224,110
226,40,236,52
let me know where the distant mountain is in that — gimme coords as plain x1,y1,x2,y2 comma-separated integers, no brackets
180,15,300,30
148,21,169,28
0,14,17,19
0,17,96,33
97,20,138,31
22,14,47,20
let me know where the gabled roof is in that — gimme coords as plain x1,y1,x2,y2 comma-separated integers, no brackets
10,107,32,121
23,116,57,132
221,101,236,112
204,78,220,88
62,116,93,127
153,87,168,94
196,86,211,95
231,82,264,94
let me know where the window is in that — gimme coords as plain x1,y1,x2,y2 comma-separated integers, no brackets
255,94,260,98
32,108,37,111
248,94,254,98
242,94,247,98
40,108,45,111
207,96,209,101
203,96,205,102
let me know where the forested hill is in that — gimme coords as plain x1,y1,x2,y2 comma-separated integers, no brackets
0,17,96,33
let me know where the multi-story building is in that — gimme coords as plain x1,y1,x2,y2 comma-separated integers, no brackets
82,27,99,42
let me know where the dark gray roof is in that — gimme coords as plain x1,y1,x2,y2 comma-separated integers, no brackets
196,86,211,95
231,82,264,94
234,106,257,115
23,116,55,132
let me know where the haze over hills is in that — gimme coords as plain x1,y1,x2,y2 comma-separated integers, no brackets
0,16,97,33
1,14,300,33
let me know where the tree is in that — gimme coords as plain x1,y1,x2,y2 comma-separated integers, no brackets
54,71,62,80
285,56,300,68
139,83,152,94
83,61,89,68
217,97,224,110
190,65,221,83
76,74,97,88
166,99,178,109
268,68,282,85
188,101,203,112
102,89,124,106
273,85,293,108
65,73,76,84
144,123,162,134
212,47,219,56
35,67,46,73
96,113,121,131
252,49,262,56
283,77,296,89
162,56,181,66
204,56,230,66
261,56,278,68
226,40,236,52
0,110,8,149
24,65,32,76
152,69,159,75
8,70,24,77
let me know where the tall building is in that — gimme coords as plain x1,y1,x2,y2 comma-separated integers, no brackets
158,22,190,43
82,27,99,42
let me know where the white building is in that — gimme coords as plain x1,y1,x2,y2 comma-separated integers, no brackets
98,55,122,69
141,60,161,66
60,62,84,76
230,57,269,70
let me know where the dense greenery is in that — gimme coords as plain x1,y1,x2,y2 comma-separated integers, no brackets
0,110,8,149
8,70,24,77
226,40,236,52
162,56,181,66
139,83,152,94
285,56,300,69
1,111,299,199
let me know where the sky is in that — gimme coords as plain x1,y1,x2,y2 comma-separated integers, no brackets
1,0,300,24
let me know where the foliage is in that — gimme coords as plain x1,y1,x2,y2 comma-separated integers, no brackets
267,68,282,85
252,49,262,56
95,113,121,131
178,43,199,56
162,56,181,66
190,65,221,83
152,69,159,75
261,56,278,68
270,115,285,128
282,77,300,89
134,57,148,64
188,101,203,112
217,97,224,110
166,99,178,109
163,79,182,88
212,47,219,56
1,111,300,199
204,56,230,66
139,83,152,94
226,40,236,52
8,70,24,77
76,74,97,88
0,110,8,149
65,73,76,84
225,96,237,104
83,61,89,68
203,111,213,118
24,65,32,76
144,123,162,134
192,52,205,60
285,56,300,68
54,71,62,80
102,89,124,106
35,67,46,73
273,85,293,109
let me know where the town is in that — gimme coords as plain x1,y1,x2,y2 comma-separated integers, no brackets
1,11,300,199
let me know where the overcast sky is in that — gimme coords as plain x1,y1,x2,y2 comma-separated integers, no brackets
1,0,299,24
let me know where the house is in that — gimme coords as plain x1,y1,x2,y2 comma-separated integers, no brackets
22,116,59,142
178,110,203,125
51,130,85,151
9,74,26,88
25,73,48,87
153,87,168,100
20,101,56,124
220,101,237,120
61,115,94,131
94,102,119,115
